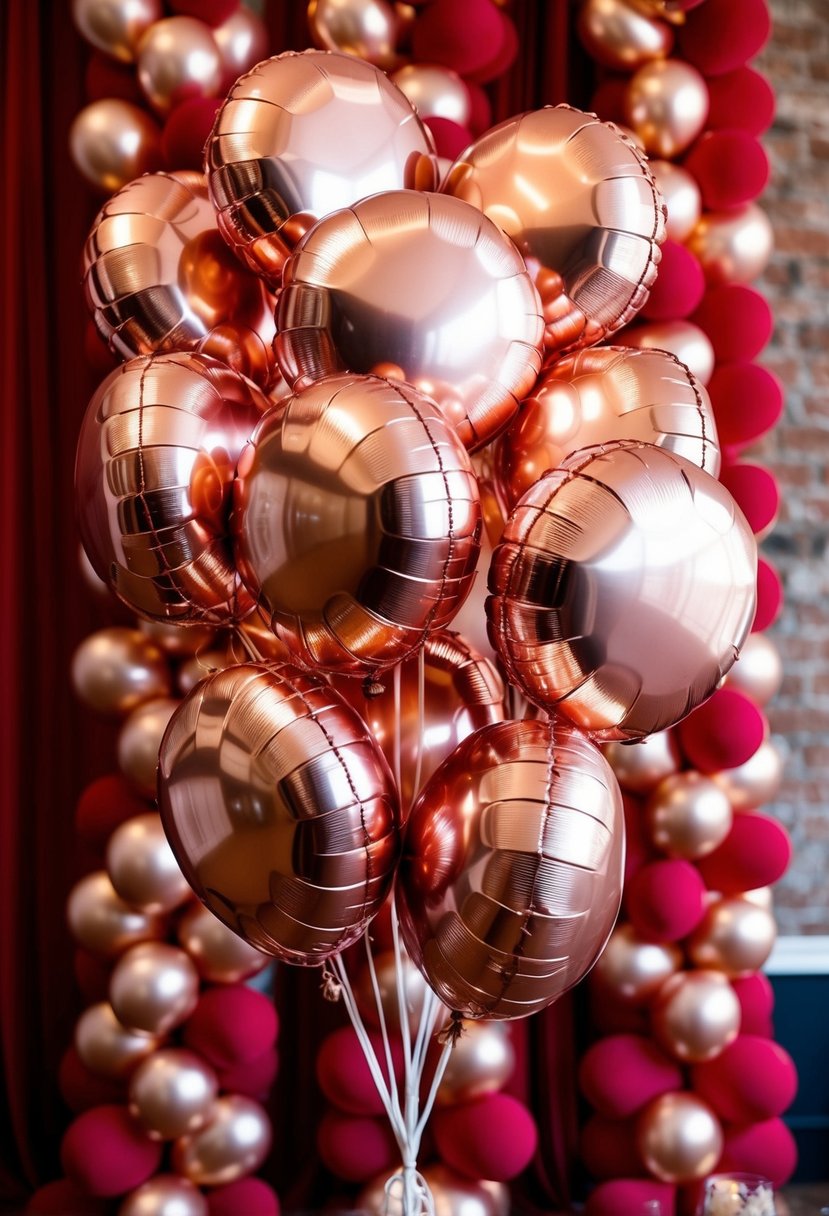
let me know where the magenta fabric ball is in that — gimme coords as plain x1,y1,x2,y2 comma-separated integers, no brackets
424,117,473,161
677,0,771,76
581,1115,646,1180
60,1104,162,1197
677,688,766,774
719,1117,798,1188
318,1111,399,1183
465,80,492,135
207,1178,280,1216
719,462,779,536
706,67,775,136
412,0,506,77
752,557,782,633
692,285,773,362
579,1035,683,1118
75,775,153,852
59,1047,125,1113
183,986,278,1069
26,1180,110,1214
685,131,769,211
218,1046,279,1101
691,1035,797,1122
709,363,784,451
168,0,238,25
640,241,705,321
731,972,774,1034
162,97,222,171
466,9,518,83
625,860,707,943
697,813,792,891
586,1179,677,1216
433,1092,538,1182
316,1026,404,1117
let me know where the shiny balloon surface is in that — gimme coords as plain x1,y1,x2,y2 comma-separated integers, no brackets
711,738,784,810
651,969,741,1063
604,729,680,795
137,17,222,115
650,160,702,242
129,1049,218,1141
171,1095,271,1186
67,871,165,958
616,319,715,385
75,1001,162,1080
109,942,200,1036
687,896,777,976
70,100,161,193
591,923,682,1004
213,7,268,87
578,0,674,70
118,698,180,797
118,1175,207,1216
637,1091,723,1183
177,902,269,984
646,772,733,860
359,1164,509,1216
107,812,192,914
72,0,161,61
437,1022,515,1106
71,627,171,716
392,64,472,126
686,203,774,287
308,0,400,68
725,631,783,706
625,59,709,159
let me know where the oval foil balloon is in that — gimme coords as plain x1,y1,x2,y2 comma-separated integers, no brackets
205,49,436,286
158,662,400,964
494,346,720,512
487,442,757,741
232,374,482,676
276,190,544,451
443,105,666,359
398,718,624,1020
83,171,278,390
76,352,269,625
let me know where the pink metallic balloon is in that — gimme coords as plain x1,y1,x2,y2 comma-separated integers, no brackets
70,99,162,194
119,1175,207,1216
76,352,269,625
109,942,200,1036
308,0,401,69
487,442,757,741
232,374,482,676
75,1001,162,1080
615,319,716,386
442,105,666,359
136,16,222,115
83,172,278,390
206,49,437,285
398,718,624,1020
67,871,165,958
117,697,180,797
275,189,543,451
71,627,171,716
106,812,192,914
212,7,269,90
158,662,400,964
72,0,162,62
177,902,269,984
129,1049,218,1141
171,1095,271,1186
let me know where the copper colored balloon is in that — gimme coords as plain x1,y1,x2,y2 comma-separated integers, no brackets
650,160,702,242
158,662,399,964
140,620,219,657
437,1022,515,1106
76,352,269,625
68,871,165,958
646,772,733,860
398,718,624,1020
443,105,666,359
651,969,741,1063
637,1092,723,1184
604,730,681,795
177,902,269,984
72,627,171,716
118,1175,207,1216
616,319,715,386
110,941,200,1036
137,16,222,115
276,190,543,451
488,442,757,740
742,886,774,911
577,0,674,70
392,64,472,126
711,738,784,811
359,1165,509,1216
686,204,774,286
725,632,783,707
687,896,776,977
206,49,436,285
129,1049,218,1141
70,100,162,193
76,1001,162,1080
212,7,268,89
83,172,278,390
625,59,709,159
171,1095,272,1186
309,0,400,69
232,374,482,675
354,950,432,1034
107,812,192,914
592,923,682,1004
494,346,719,512
72,0,161,61
118,697,180,797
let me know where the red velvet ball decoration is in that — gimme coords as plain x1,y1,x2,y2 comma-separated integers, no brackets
706,67,775,136
677,688,766,774
752,557,782,632
719,1118,797,1188
412,0,507,78
74,949,112,1003
719,462,780,537
692,285,773,362
317,1026,404,1117
579,1035,683,1118
207,1178,281,1216
708,362,783,450
162,97,222,171
424,117,473,161
640,241,705,321
691,1035,797,1122
183,986,279,1069
590,77,628,125
581,1115,646,1180
466,9,518,83
318,1111,399,1183
26,1180,110,1214
697,812,792,891
731,972,774,1035
465,80,492,135
433,1092,538,1182
684,131,769,211
85,52,143,105
625,859,707,943
218,1046,279,1101
59,1047,125,1113
677,0,771,76
168,0,239,25
586,1179,677,1216
61,1105,162,1197
75,774,153,851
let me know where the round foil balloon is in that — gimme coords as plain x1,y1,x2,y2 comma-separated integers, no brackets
275,190,544,451
232,374,482,676
487,442,757,741
205,49,436,285
494,346,719,511
83,171,278,390
398,718,624,1020
442,105,666,359
75,352,269,625
158,662,400,964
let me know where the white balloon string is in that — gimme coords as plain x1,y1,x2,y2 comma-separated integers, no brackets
413,1033,454,1149
390,891,414,1077
362,928,402,1123
409,646,426,812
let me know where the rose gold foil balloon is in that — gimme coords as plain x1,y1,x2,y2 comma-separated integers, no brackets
118,1175,207,1216
354,950,432,1035
616,320,715,386
107,813,192,914
646,772,733,860
72,627,171,716
68,871,165,958
118,697,180,797
76,1001,162,1079
212,7,268,89
72,0,161,61
604,730,680,795
83,172,278,390
276,190,543,451
137,17,222,115
625,59,709,159
651,969,741,1063
177,902,269,984
443,105,666,359
70,100,162,194
494,346,719,513
398,718,624,1020
171,1095,272,1186
206,49,436,285
711,738,784,811
591,924,682,1004
392,64,472,126
129,1049,218,1141
437,1023,516,1106
309,0,400,69
650,161,702,243
76,353,269,625
232,374,482,676
158,662,399,963
637,1092,723,1184
577,0,674,70
687,896,776,977
110,941,200,1036
725,632,783,707
487,442,757,741
140,620,219,657
687,204,775,287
